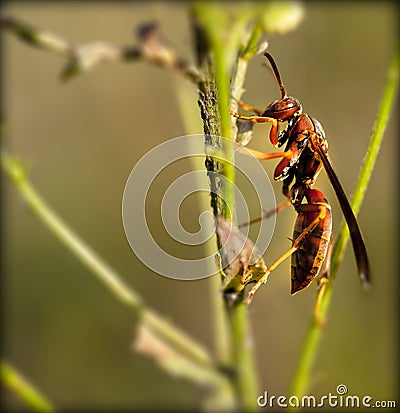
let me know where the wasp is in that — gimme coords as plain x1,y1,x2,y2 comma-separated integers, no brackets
231,52,370,302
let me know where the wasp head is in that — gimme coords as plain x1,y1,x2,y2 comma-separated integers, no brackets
262,96,302,121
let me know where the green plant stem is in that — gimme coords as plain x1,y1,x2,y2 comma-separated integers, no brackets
209,34,236,221
290,45,399,400
228,304,259,412
230,23,263,142
223,26,263,413
174,79,232,369
1,361,54,412
191,5,262,409
0,151,215,373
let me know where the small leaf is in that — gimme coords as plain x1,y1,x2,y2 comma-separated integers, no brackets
215,215,268,304
236,119,254,146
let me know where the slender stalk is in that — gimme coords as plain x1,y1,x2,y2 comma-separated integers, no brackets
1,14,202,83
223,25,264,413
290,45,399,400
213,40,235,220
1,361,55,413
0,151,215,372
226,304,259,412
174,79,232,369
191,5,263,410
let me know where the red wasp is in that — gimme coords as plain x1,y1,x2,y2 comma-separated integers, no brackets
231,52,370,302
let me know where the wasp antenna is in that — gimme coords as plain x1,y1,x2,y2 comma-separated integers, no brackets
263,52,286,99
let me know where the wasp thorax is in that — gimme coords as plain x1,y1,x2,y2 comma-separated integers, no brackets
262,96,302,121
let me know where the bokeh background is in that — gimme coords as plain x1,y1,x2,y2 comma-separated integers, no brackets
2,2,398,411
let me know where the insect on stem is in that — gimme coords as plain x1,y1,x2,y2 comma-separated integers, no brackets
230,52,370,302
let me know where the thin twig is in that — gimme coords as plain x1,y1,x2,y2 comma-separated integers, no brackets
0,14,203,83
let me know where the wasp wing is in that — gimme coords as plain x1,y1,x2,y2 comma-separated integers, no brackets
313,140,370,286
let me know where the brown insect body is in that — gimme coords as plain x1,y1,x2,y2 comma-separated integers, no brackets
231,52,370,300
291,188,332,294
283,120,331,294
274,114,326,183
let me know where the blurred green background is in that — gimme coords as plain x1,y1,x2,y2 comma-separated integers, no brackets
2,1,398,411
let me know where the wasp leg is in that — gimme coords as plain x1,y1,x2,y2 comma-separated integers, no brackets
230,111,280,146
236,99,264,115
236,144,292,161
245,203,328,305
230,112,276,124
238,199,291,229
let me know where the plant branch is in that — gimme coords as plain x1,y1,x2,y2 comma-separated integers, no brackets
0,14,202,83
174,80,233,378
290,44,399,400
224,24,265,413
191,5,263,411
